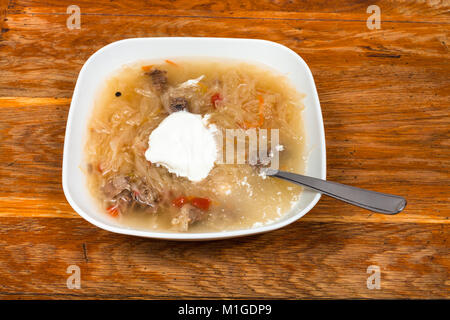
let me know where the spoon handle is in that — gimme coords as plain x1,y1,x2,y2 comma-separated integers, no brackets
271,170,406,214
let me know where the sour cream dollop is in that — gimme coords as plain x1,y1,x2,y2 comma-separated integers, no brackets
145,111,218,182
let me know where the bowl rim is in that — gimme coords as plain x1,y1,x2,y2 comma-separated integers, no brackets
62,37,326,240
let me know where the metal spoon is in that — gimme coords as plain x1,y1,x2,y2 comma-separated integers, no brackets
262,169,406,214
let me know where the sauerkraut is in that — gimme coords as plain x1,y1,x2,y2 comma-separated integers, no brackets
85,58,306,232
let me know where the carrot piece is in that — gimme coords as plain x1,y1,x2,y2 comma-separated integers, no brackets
141,65,154,71
106,205,119,217
172,196,189,208
211,93,222,108
190,197,211,211
165,59,178,66
257,95,264,104
240,95,265,129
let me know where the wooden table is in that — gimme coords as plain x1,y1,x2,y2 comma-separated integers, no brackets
0,0,448,299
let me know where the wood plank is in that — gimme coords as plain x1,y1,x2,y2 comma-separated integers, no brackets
0,217,447,299
0,13,448,99
6,0,450,23
0,98,68,197
0,197,76,218
0,0,8,31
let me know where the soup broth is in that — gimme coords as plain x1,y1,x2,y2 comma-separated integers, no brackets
85,58,306,232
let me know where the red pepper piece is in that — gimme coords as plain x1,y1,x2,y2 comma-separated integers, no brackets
211,93,222,108
190,197,211,211
172,196,189,208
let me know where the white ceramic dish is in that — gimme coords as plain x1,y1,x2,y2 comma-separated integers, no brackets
62,37,326,240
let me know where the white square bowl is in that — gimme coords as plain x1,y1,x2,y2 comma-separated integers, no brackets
62,37,326,240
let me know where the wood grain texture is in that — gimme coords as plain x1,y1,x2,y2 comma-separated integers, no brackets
0,0,449,299
0,97,448,223
7,0,450,22
0,0,8,31
1,12,449,98
0,218,448,299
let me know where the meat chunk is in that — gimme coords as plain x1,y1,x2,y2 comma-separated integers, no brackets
131,180,160,206
145,69,167,91
102,175,131,198
113,189,134,212
103,175,160,214
169,97,188,112
171,204,207,232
